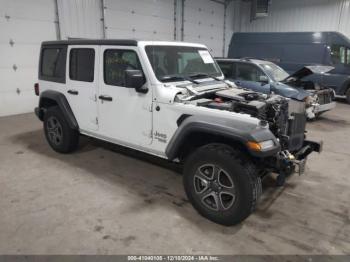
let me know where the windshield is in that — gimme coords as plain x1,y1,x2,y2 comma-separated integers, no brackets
145,45,222,82
259,62,289,82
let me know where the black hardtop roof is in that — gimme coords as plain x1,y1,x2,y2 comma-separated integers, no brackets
41,39,138,46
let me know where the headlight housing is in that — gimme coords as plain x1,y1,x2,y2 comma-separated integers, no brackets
247,140,275,152
304,95,317,106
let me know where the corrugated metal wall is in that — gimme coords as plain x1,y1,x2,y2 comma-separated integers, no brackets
235,0,350,38
0,0,57,117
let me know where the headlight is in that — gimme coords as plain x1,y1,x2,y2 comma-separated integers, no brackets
247,140,275,152
304,95,317,106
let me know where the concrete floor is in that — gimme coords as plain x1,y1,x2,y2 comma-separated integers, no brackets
0,102,349,255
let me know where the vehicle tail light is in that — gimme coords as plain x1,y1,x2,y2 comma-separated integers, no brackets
34,83,39,96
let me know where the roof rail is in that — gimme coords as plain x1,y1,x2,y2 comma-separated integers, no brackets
240,57,267,61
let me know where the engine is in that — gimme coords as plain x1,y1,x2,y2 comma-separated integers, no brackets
191,88,306,152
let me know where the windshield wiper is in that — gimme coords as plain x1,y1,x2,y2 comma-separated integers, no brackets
159,74,199,84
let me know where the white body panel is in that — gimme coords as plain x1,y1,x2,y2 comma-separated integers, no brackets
65,45,99,131
97,45,153,147
39,41,260,159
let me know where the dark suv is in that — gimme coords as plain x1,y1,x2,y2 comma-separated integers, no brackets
216,58,336,119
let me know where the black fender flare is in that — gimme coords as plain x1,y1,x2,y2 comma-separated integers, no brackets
37,90,79,130
165,115,280,160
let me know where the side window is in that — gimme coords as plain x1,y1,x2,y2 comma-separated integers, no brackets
331,45,350,65
235,63,265,82
69,48,95,82
40,47,66,82
104,49,142,86
218,62,234,78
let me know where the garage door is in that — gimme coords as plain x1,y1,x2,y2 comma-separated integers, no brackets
57,0,104,39
104,0,175,40
183,0,224,57
0,0,57,117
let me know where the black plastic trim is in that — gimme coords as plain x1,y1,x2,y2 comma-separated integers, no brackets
38,90,79,130
34,107,43,120
176,114,192,126
166,115,280,160
42,39,138,46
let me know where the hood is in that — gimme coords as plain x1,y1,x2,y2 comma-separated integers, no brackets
282,65,334,82
156,79,231,104
270,82,311,101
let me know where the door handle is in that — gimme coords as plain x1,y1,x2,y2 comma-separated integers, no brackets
98,95,113,101
67,90,79,95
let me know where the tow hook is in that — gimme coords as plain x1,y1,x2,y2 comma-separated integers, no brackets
276,150,305,186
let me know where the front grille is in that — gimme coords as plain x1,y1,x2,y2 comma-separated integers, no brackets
287,113,306,152
288,99,306,115
317,91,332,105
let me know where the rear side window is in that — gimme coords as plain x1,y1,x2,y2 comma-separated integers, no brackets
235,63,265,82
331,45,350,65
40,47,66,82
70,48,95,82
104,49,142,86
217,62,234,78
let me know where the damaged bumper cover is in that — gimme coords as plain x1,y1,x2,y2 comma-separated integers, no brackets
314,101,336,114
277,139,323,176
254,138,323,176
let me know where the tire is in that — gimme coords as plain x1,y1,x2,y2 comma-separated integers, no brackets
183,143,262,226
346,88,350,104
43,106,79,153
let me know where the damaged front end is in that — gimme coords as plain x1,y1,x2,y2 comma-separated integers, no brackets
179,83,322,181
282,65,336,119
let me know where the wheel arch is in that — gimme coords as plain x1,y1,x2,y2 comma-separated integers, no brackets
168,130,248,162
165,115,280,162
37,90,79,130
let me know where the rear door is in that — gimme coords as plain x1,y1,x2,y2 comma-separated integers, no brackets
66,46,99,131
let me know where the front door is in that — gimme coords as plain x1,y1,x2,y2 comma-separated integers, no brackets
66,46,99,131
97,46,153,148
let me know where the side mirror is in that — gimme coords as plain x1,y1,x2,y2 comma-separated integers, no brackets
259,75,269,84
125,70,148,93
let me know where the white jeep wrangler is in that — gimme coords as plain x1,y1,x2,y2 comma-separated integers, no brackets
35,39,322,225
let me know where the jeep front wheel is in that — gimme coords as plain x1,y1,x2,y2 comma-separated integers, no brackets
43,106,79,153
183,143,261,226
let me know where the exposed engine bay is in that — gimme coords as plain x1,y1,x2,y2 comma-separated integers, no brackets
187,88,306,152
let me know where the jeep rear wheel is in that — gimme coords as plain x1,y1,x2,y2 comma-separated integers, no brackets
183,143,261,226
44,106,79,153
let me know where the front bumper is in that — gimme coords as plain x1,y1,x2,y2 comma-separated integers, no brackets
314,101,336,114
306,102,336,119
274,139,322,176
295,139,323,159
